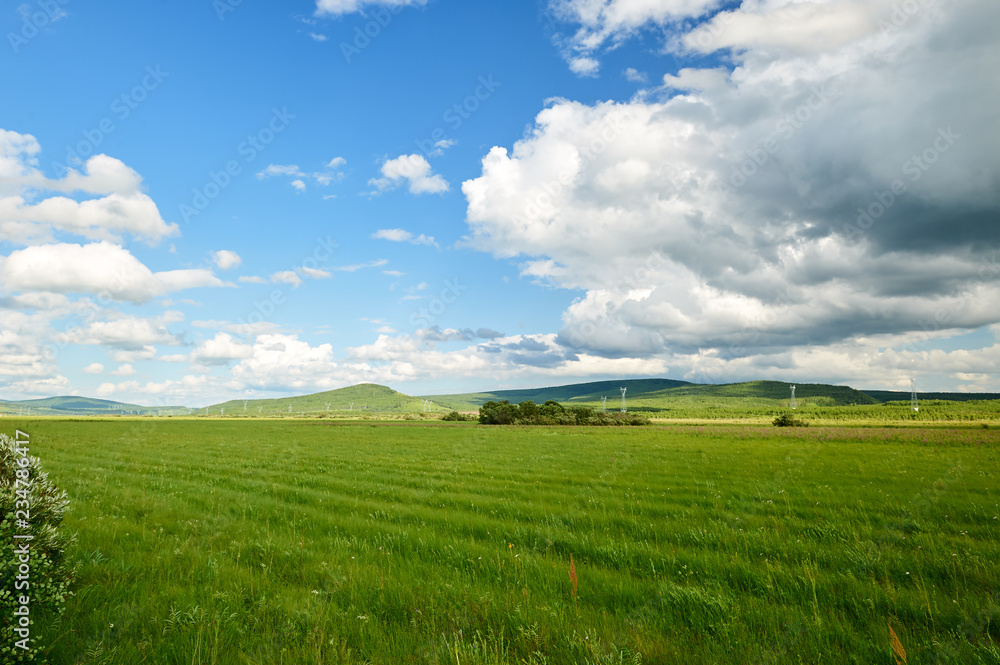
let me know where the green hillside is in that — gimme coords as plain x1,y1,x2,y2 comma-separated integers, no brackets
420,378,692,411
0,396,192,416
862,389,1000,402
196,383,431,416
422,379,876,413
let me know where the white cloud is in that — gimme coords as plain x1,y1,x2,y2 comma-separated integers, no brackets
270,271,303,288
333,259,388,273
83,363,104,374
309,32,328,41
238,275,268,284
314,0,426,17
299,266,331,279
256,159,346,190
549,0,720,75
623,67,646,83
369,154,449,195
0,242,228,304
463,0,1000,379
213,250,242,270
63,314,181,350
257,164,306,179
192,332,254,366
569,56,600,77
0,132,178,244
371,228,439,248
112,363,136,376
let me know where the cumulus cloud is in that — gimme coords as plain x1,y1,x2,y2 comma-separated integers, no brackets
314,0,426,17
83,363,104,374
463,0,1000,385
112,363,136,376
62,314,182,350
369,154,449,195
0,131,178,244
270,271,303,288
191,332,254,366
213,250,242,270
0,242,228,304
371,228,439,247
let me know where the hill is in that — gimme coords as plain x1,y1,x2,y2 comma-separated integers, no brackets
0,396,193,416
421,379,878,413
195,383,427,416
862,389,1000,402
420,378,693,411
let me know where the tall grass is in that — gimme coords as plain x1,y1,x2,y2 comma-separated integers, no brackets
9,419,1000,663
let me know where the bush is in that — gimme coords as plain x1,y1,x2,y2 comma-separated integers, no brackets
773,413,809,427
0,433,75,663
478,401,650,426
441,411,470,422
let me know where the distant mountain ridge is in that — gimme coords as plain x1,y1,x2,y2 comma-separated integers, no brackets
0,396,192,416
4,379,999,417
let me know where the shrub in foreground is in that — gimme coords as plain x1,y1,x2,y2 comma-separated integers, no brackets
773,413,809,427
0,433,75,663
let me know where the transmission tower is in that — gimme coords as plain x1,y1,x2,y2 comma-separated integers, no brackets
620,387,627,413
790,385,797,410
601,396,607,412
911,378,919,412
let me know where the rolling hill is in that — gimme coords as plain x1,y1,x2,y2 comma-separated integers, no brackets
422,379,878,413
0,396,193,416
194,383,428,416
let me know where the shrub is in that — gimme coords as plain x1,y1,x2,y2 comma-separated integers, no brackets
0,433,75,663
477,401,650,426
773,413,809,427
441,411,469,422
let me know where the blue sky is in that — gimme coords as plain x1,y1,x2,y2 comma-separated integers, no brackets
1,0,998,407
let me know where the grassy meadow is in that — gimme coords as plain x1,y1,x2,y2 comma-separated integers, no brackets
9,418,1000,664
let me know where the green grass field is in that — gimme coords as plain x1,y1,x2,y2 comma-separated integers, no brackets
11,419,1000,664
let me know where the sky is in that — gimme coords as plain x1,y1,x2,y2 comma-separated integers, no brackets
1,0,998,408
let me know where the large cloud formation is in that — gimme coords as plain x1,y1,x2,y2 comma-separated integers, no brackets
464,0,1000,385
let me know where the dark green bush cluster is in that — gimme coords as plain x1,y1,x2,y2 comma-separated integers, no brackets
0,433,75,663
478,400,649,426
773,413,809,427
441,411,473,422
